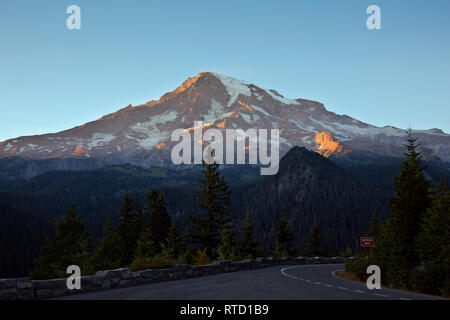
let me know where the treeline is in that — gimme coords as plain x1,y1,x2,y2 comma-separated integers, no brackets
346,130,450,297
0,167,201,238
29,161,332,280
0,165,259,241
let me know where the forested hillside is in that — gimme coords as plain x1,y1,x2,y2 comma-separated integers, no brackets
230,147,391,252
1,146,448,277
0,196,50,277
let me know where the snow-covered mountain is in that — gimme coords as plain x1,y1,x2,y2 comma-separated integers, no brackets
1,72,449,167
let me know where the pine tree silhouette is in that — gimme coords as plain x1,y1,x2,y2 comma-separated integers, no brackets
239,209,259,259
187,161,233,258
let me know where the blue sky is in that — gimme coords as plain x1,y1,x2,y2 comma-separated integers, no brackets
1,0,449,141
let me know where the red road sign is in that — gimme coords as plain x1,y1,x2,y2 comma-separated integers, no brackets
360,237,375,247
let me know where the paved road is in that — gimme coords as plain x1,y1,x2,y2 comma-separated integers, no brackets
55,264,444,300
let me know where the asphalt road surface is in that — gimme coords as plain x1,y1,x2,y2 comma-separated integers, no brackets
55,264,444,300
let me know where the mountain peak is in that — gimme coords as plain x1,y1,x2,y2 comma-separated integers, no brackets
151,72,227,105
146,71,301,109
1,72,449,167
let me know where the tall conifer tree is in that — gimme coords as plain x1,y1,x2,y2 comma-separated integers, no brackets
145,188,171,253
303,220,328,257
272,213,293,256
162,221,185,260
367,211,381,238
414,178,450,294
118,192,141,266
30,204,93,279
93,216,121,270
187,161,233,258
385,129,431,287
239,209,259,259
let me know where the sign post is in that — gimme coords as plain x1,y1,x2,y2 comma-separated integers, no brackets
360,237,375,259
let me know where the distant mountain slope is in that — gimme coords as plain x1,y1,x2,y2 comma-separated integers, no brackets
1,72,449,179
230,147,391,252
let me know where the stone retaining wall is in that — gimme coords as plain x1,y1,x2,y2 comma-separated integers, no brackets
0,256,350,300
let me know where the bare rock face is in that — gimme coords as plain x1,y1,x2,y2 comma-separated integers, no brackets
314,131,351,158
1,72,449,170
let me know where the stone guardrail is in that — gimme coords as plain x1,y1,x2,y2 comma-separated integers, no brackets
0,256,351,300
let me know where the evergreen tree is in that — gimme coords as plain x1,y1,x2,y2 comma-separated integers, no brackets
30,204,93,279
272,213,293,256
238,209,259,259
163,221,185,260
187,161,233,258
367,211,381,238
339,247,353,258
272,240,289,259
118,192,141,266
218,230,238,261
384,129,432,287
303,220,328,257
93,217,121,271
417,178,449,262
371,218,395,276
134,226,156,259
414,178,450,295
145,188,172,254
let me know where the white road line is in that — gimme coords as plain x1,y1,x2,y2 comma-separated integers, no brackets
353,290,366,294
280,266,394,298
280,267,299,280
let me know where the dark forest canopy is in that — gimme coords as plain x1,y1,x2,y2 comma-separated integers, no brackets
0,146,449,278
